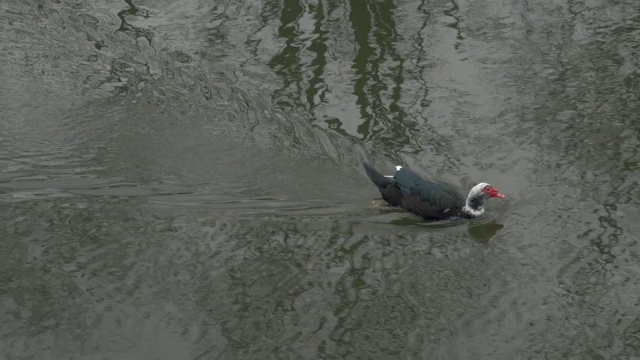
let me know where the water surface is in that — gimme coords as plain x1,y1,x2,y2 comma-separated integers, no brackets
1,0,639,358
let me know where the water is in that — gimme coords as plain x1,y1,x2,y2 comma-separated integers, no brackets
1,0,639,358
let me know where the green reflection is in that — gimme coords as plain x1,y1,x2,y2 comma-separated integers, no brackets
266,0,414,149
349,0,409,147
306,0,329,111
268,0,305,108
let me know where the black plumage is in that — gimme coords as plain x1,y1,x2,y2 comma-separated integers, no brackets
363,162,471,220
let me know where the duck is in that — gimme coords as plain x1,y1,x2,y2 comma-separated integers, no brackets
363,162,505,220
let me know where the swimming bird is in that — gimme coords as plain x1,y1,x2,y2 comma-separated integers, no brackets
363,162,505,220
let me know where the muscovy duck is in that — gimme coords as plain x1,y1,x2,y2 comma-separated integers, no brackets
363,162,505,220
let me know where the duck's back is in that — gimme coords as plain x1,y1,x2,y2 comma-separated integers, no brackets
393,167,466,219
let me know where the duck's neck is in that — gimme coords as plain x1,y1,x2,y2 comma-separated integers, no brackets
462,195,485,217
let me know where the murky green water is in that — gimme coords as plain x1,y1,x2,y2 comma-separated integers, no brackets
1,0,639,358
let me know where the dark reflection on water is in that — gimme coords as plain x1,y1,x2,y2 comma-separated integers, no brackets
2,0,640,359
388,214,504,243
467,221,504,244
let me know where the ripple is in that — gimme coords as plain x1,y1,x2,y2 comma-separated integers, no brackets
2,0,640,358
175,51,193,64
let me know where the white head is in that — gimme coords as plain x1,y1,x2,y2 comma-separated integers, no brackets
462,182,506,217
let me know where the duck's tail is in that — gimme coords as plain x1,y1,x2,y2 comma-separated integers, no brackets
362,162,393,189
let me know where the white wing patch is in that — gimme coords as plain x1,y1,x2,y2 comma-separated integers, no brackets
395,165,403,171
